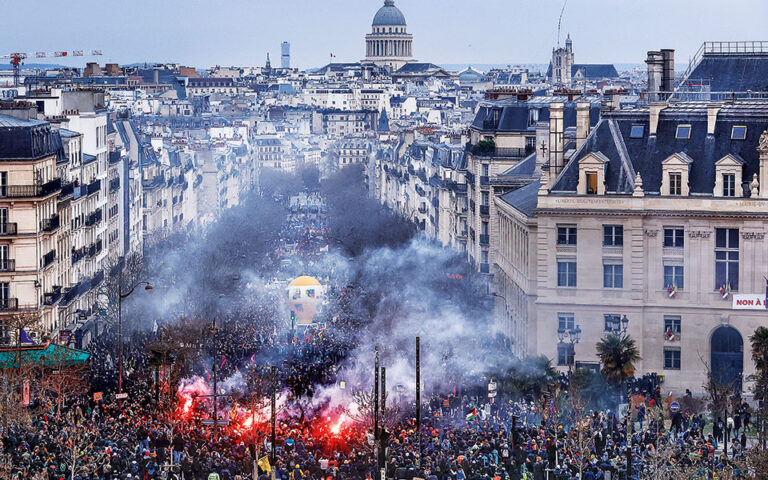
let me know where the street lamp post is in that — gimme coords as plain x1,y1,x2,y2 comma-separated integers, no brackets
605,314,631,480
557,325,581,374
117,279,153,395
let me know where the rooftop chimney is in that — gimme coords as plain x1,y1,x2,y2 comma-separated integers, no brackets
648,102,667,136
707,103,722,135
548,102,565,179
575,102,591,150
535,121,549,176
646,51,663,102
661,49,675,97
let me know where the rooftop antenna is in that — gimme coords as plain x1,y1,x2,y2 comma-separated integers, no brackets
556,0,568,47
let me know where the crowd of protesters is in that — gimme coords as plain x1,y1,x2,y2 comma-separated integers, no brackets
1,191,760,480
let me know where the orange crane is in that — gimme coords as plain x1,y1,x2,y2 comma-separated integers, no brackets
1,50,103,87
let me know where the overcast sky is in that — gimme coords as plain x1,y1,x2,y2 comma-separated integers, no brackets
2,0,766,70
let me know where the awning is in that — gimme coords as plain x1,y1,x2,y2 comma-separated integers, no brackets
0,343,90,369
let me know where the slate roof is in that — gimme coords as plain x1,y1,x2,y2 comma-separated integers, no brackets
471,99,601,133
546,63,620,80
550,100,768,196
572,64,619,79
395,63,449,74
681,53,768,92
0,114,60,160
499,180,541,217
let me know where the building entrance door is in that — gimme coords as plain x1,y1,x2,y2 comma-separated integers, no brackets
711,325,743,391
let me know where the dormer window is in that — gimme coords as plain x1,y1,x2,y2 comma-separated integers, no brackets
675,125,691,140
723,173,736,197
586,173,598,194
630,125,645,138
669,172,682,195
714,154,746,198
577,152,609,195
661,152,693,196
731,125,747,140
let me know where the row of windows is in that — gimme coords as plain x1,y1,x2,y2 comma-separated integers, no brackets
559,225,686,248
558,225,623,246
630,125,746,141
555,228,740,291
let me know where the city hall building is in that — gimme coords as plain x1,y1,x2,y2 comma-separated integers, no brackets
492,98,768,395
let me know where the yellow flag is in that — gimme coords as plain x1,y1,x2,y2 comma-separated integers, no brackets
258,456,271,474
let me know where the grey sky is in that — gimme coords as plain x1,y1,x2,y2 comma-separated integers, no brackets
2,0,766,70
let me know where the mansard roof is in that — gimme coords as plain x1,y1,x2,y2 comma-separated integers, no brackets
550,100,768,196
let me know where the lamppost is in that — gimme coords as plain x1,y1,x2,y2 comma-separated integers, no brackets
605,314,632,480
118,280,153,395
557,325,581,374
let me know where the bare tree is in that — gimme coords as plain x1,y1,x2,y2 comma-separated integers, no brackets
346,390,402,454
0,309,43,429
34,345,89,417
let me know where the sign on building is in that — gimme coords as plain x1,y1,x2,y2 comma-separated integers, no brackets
732,294,768,310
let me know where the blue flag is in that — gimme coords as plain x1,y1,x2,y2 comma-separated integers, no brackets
19,328,34,344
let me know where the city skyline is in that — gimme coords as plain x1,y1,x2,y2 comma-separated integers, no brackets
2,0,766,69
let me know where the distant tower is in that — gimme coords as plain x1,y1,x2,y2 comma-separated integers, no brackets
549,33,574,87
265,52,271,70
281,42,290,69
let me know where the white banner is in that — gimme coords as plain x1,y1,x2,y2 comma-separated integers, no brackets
732,294,768,310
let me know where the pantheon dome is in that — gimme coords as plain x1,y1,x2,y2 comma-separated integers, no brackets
364,0,414,71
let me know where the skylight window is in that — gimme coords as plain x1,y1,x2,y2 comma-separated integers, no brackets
630,125,645,138
731,125,747,140
675,125,691,140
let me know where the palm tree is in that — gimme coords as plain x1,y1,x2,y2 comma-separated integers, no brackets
596,334,641,387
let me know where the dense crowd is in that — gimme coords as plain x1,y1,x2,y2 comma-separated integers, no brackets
0,191,759,480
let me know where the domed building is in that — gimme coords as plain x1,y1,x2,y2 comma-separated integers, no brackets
364,0,415,71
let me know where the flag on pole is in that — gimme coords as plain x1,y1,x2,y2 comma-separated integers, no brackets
152,319,159,334
764,277,768,309
257,456,271,474
466,408,477,421
220,355,226,369
249,353,256,365
19,329,35,344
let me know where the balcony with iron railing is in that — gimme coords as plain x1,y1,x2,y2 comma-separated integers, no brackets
469,145,535,159
466,171,475,184
480,263,490,274
0,259,15,272
0,298,19,311
109,177,120,193
43,286,62,306
469,200,476,212
41,214,60,233
87,179,101,196
72,248,86,265
480,176,490,186
480,205,490,216
0,223,18,236
42,250,56,269
480,234,490,245
60,181,74,199
85,208,103,227
0,178,62,199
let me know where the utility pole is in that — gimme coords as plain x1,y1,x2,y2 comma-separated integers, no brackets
374,346,380,480
271,365,277,466
211,318,219,435
416,336,421,467
380,366,386,476
626,382,632,480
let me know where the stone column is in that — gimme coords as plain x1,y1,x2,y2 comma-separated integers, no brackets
759,129,768,198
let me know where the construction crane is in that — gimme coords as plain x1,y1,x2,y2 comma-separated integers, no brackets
1,49,103,87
